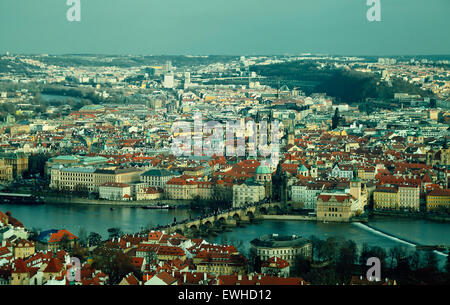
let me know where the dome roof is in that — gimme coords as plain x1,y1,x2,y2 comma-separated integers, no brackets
255,165,272,175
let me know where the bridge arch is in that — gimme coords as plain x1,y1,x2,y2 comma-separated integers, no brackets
215,217,227,227
271,205,282,214
188,224,198,231
258,206,268,215
203,220,213,228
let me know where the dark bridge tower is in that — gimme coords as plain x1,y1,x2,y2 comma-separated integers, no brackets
272,163,287,204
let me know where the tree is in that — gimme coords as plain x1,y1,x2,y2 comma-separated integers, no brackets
309,235,325,262
446,254,450,275
335,239,357,282
293,254,311,276
77,227,88,247
337,240,357,266
87,232,102,247
248,247,261,273
28,227,41,241
409,250,422,271
71,243,89,261
59,234,73,251
424,251,439,272
388,246,408,269
332,107,340,130
91,245,138,285
321,236,341,263
305,267,340,285
107,227,123,240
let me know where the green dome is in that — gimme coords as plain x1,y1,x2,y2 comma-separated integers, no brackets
255,165,272,175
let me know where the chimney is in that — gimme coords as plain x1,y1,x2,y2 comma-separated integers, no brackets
184,273,187,283
204,272,207,281
238,274,242,281
249,274,252,281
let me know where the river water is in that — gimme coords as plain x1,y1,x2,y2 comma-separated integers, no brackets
1,203,449,264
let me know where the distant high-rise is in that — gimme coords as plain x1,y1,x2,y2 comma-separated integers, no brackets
184,72,191,89
163,61,172,73
163,74,175,89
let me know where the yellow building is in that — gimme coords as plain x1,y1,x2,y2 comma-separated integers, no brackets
426,189,450,211
164,178,213,200
374,185,420,211
195,253,247,276
0,152,28,179
426,147,450,167
374,186,399,210
13,239,35,259
0,159,14,181
10,124,30,136
156,246,186,262
357,167,376,181
11,259,30,285
164,178,197,200
316,193,353,222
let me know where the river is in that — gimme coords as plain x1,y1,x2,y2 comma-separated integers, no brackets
1,203,449,265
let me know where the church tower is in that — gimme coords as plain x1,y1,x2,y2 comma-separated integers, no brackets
349,177,361,201
310,160,318,178
272,163,288,203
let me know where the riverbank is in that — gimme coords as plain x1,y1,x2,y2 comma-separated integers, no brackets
371,210,450,223
42,196,191,208
260,215,316,221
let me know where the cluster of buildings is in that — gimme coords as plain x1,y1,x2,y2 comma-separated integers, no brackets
0,55,449,217
0,210,316,285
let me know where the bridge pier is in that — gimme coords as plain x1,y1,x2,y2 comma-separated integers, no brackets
225,219,237,227
240,215,251,222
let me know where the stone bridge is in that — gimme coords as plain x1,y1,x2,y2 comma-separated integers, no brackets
161,202,284,235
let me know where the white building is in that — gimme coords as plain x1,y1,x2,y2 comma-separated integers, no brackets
331,164,354,179
398,185,420,211
163,74,175,89
291,183,323,210
99,182,131,201
232,181,265,208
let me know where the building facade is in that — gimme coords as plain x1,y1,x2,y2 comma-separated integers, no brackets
250,234,312,267
232,182,265,208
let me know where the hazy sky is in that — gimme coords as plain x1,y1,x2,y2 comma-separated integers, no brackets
1,0,449,56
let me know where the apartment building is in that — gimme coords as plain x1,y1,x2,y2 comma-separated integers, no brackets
50,166,142,192
98,182,132,201
0,152,28,179
140,168,177,188
373,184,420,211
232,181,265,208
164,177,214,200
426,189,450,211
0,159,14,181
291,182,323,210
